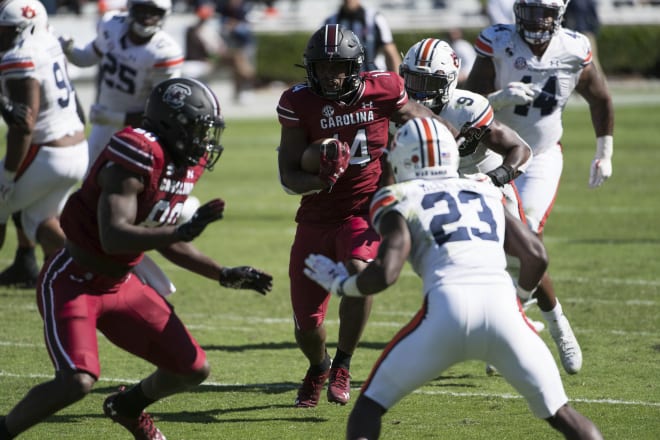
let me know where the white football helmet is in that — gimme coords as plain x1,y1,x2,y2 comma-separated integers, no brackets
399,39,460,112
514,0,566,46
0,0,48,54
127,0,171,38
388,117,459,183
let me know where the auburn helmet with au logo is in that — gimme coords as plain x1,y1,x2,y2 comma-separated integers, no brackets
400,38,460,112
0,0,48,54
388,117,460,183
303,24,365,101
144,77,225,170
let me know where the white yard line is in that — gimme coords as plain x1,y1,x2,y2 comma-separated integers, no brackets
1,369,658,408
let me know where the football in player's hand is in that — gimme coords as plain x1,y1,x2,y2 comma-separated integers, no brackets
177,195,201,224
300,138,335,174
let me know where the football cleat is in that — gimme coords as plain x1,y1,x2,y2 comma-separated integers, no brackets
103,386,166,440
0,250,39,289
485,364,498,376
548,314,582,374
327,367,351,405
294,369,330,408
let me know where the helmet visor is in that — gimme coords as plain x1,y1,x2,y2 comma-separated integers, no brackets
517,5,559,32
403,70,451,101
190,116,225,170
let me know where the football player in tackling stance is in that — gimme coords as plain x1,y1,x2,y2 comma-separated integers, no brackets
304,117,604,440
0,77,272,440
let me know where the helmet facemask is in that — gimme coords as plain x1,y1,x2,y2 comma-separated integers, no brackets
183,114,225,170
144,77,225,171
514,0,565,46
307,59,361,101
0,25,20,53
304,24,364,101
128,2,169,38
401,67,456,112
400,39,460,112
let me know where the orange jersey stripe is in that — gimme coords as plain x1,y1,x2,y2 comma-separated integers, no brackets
474,105,494,129
369,193,396,221
154,57,184,68
475,38,492,56
0,60,35,71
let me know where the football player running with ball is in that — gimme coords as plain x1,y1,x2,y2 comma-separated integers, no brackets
0,78,272,440
277,24,455,408
304,117,604,440
465,0,615,374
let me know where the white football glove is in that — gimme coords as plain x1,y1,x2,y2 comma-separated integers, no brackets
58,35,74,57
89,103,125,127
589,135,613,188
0,169,16,205
488,82,536,111
462,172,492,183
303,253,349,296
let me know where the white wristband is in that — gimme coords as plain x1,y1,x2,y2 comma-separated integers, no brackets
516,284,535,301
2,169,16,182
337,275,362,297
596,135,613,160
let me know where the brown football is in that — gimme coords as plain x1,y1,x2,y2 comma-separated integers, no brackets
300,138,335,174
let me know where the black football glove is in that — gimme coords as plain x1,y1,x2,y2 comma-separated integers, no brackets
486,164,516,187
175,198,225,242
219,266,273,295
0,95,31,129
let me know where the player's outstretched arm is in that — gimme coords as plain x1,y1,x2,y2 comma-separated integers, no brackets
158,242,273,295
575,63,615,188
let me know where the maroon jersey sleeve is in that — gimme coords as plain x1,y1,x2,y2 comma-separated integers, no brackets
61,127,206,268
278,72,408,224
103,128,163,177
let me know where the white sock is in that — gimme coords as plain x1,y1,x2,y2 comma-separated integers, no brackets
541,301,563,323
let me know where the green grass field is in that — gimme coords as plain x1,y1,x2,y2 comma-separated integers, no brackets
1,101,659,439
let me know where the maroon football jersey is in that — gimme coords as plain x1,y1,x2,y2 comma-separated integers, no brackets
277,71,408,224
61,127,206,267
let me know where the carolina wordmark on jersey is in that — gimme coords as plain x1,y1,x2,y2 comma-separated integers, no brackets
277,71,408,224
475,24,591,154
61,127,206,267
369,178,509,291
0,29,84,144
93,12,183,114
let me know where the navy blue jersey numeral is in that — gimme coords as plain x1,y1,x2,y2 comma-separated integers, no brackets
421,190,498,246
514,75,558,116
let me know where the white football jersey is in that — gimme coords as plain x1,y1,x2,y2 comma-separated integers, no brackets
439,88,500,175
93,11,183,113
388,89,498,175
475,24,592,154
0,28,84,144
370,178,509,292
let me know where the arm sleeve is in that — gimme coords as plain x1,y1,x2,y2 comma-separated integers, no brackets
67,42,102,67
